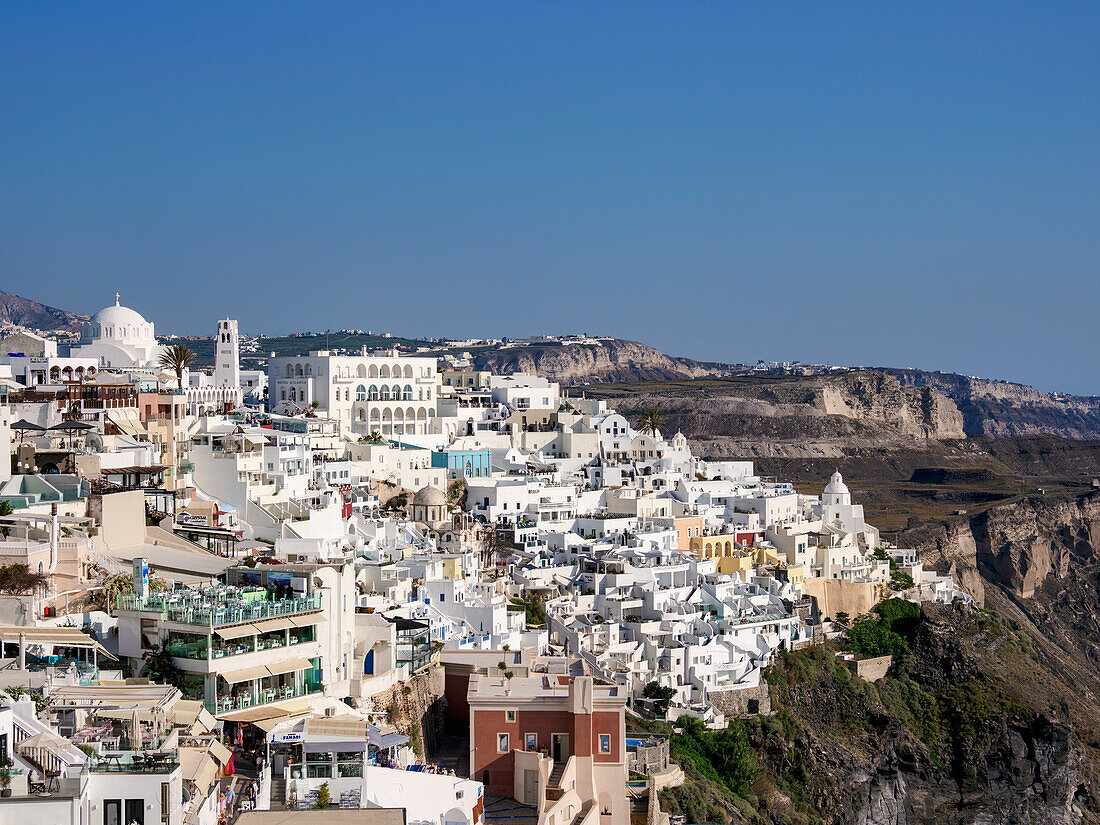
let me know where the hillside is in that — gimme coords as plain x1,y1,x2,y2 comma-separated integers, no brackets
652,491,1100,825
0,290,86,334
468,338,736,384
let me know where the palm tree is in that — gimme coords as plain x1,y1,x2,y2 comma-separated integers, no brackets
158,344,195,391
637,405,664,438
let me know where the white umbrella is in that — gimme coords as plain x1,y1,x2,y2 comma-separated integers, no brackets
18,731,67,750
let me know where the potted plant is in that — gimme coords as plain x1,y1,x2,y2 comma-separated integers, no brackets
0,754,14,798
286,780,297,809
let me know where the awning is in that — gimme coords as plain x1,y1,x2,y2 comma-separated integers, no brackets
0,624,118,661
221,665,269,683
288,614,326,627
172,700,217,735
252,715,293,734
252,616,295,633
180,748,219,789
265,657,314,677
305,715,368,740
207,739,233,766
214,624,257,641
49,683,180,711
374,732,410,751
217,698,311,723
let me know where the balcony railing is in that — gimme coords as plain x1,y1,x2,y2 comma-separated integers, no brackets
117,591,323,627
85,752,180,774
206,680,322,715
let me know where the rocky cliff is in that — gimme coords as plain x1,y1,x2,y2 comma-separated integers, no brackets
586,371,967,457
883,368,1100,440
472,339,732,384
661,603,1099,825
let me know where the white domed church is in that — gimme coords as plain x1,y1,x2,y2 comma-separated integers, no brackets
815,470,879,549
72,293,166,369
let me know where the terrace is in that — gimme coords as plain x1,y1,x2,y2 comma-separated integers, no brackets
117,585,322,627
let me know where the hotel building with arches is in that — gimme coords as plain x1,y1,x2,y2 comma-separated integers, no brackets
268,349,441,437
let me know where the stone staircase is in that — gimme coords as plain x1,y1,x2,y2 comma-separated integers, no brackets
547,762,566,800
269,777,286,809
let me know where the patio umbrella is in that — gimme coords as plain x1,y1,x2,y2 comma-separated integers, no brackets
10,419,46,442
18,731,68,750
49,420,95,449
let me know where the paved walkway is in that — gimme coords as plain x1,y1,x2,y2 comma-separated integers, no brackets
483,796,539,825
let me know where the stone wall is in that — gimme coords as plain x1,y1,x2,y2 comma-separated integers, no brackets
802,577,884,620
369,665,447,756
852,654,892,682
707,683,771,716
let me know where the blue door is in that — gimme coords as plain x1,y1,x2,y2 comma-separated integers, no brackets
364,649,374,675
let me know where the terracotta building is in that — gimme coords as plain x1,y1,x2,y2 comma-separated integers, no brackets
468,668,628,825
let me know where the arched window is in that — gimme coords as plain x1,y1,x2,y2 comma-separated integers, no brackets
380,386,391,401
403,384,413,400
356,385,367,402
295,364,303,376
379,365,390,378
403,365,413,378
392,384,401,400
368,385,379,400
368,364,378,378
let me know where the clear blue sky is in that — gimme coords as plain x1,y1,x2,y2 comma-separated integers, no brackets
2,3,1098,393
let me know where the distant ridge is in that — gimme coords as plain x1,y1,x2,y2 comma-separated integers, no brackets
0,290,86,334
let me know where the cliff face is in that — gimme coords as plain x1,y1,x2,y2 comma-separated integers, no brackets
909,493,1100,604
884,369,1100,440
697,605,1099,825
587,371,966,457
472,339,729,384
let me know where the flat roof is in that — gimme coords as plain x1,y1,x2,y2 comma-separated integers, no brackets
110,544,234,577
0,624,117,660
237,812,406,825
50,682,181,711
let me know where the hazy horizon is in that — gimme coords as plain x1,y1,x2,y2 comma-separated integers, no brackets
3,3,1098,394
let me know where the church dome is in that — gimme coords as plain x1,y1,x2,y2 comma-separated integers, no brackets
91,300,149,329
413,485,447,507
823,471,849,497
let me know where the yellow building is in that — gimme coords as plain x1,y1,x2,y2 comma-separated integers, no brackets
690,535,739,559
715,555,754,579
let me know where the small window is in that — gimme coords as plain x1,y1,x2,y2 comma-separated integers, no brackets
525,733,537,751
599,734,611,754
498,732,510,753
505,709,516,723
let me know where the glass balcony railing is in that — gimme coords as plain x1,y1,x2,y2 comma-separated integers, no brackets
205,680,322,715
117,591,322,626
166,628,316,660
85,751,180,774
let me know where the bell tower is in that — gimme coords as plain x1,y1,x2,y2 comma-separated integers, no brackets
214,319,241,389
